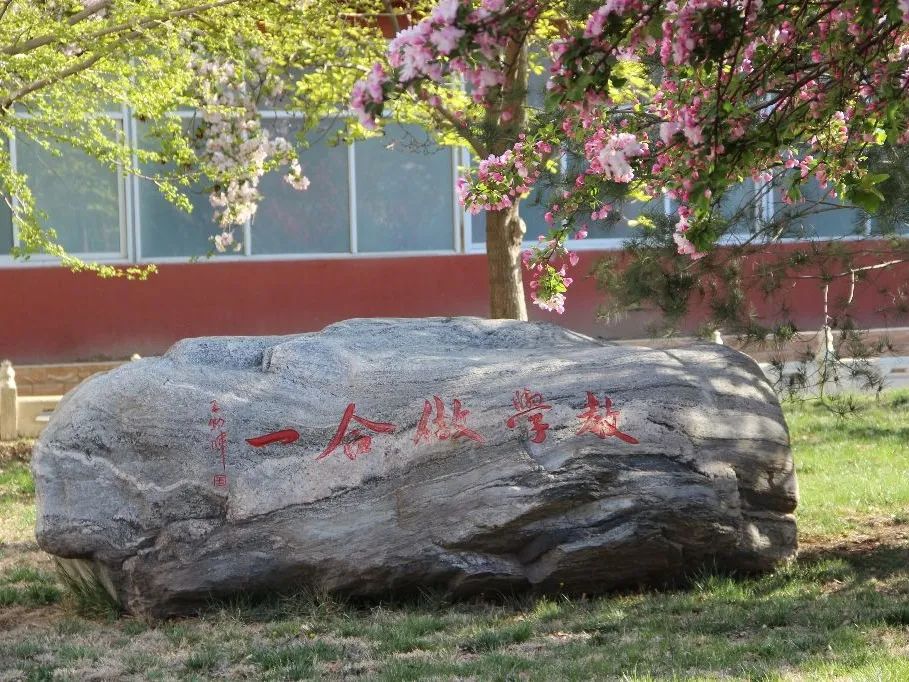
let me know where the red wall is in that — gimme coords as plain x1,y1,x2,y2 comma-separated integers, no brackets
0,245,906,364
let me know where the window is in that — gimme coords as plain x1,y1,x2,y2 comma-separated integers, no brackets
720,180,759,236
1,104,901,267
870,216,909,237
354,124,455,253
134,117,231,259
252,117,350,255
132,117,457,259
0,200,12,254
774,177,865,238
15,131,124,255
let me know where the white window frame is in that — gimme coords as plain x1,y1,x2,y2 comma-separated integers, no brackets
0,105,131,267
131,109,462,264
0,104,900,270
130,108,252,264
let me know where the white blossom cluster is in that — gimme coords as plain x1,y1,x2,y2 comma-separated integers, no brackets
190,46,308,251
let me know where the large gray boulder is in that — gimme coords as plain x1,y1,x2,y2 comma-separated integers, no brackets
33,317,797,617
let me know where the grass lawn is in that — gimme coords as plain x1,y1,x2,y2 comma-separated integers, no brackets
0,391,907,681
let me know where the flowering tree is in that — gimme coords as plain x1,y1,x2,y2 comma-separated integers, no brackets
353,0,909,318
0,1,249,276
6,0,908,329
0,0,392,275
352,0,559,319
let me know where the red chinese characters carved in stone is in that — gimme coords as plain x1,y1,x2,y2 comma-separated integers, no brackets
505,388,551,444
246,429,301,447
209,400,228,486
576,392,639,444
210,430,228,464
414,396,487,445
317,403,396,461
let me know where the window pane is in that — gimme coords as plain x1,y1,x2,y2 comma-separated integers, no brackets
0,197,11,253
16,133,122,254
135,120,231,258
355,124,454,253
591,198,664,240
471,210,486,244
720,181,757,235
527,60,549,110
0,136,12,253
870,215,909,236
251,118,350,255
776,177,864,238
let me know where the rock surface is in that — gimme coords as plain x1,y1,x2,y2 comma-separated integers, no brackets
33,317,797,617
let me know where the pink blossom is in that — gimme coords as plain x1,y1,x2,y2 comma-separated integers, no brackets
672,231,706,261
213,231,235,252
431,0,461,23
660,121,681,144
531,292,566,314
584,7,609,38
430,24,465,54
594,133,645,183
482,0,505,11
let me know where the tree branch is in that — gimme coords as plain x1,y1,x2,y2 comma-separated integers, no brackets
3,0,240,57
2,48,109,109
426,92,489,158
0,0,15,25
3,0,113,55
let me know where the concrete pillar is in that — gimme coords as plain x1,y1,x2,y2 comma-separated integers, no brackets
817,325,835,360
0,360,17,441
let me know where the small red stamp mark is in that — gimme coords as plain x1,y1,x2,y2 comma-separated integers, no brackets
414,396,486,445
506,388,551,444
213,474,228,488
576,392,638,444
317,403,396,461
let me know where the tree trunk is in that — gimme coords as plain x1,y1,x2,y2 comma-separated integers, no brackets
482,38,530,320
486,201,528,320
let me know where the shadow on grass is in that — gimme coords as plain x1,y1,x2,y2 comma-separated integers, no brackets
834,424,909,442
180,540,909,681
529,544,909,681
799,539,909,581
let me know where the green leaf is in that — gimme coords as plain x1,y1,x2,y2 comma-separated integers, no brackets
846,187,884,214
